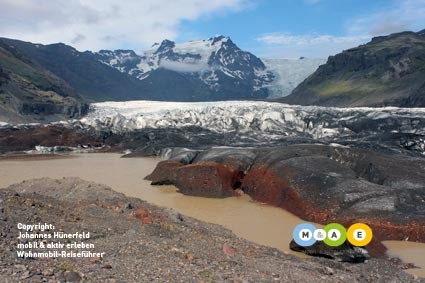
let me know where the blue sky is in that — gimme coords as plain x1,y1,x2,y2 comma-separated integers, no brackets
178,0,425,58
1,0,424,58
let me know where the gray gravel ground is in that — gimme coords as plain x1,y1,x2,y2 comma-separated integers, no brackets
0,177,423,282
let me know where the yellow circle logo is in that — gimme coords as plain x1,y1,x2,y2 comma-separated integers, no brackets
347,223,373,246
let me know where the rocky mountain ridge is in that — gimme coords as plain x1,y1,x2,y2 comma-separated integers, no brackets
283,29,425,107
0,39,88,123
0,37,153,103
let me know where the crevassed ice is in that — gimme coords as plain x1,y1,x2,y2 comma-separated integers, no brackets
81,100,425,139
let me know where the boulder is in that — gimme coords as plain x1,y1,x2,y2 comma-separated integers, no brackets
174,162,240,197
290,240,370,263
145,160,185,185
148,144,425,246
147,148,256,197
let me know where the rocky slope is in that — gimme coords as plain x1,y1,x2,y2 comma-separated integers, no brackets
283,29,425,107
0,177,421,282
0,39,88,123
0,38,153,102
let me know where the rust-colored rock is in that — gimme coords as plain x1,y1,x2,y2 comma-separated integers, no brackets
174,162,241,198
135,209,149,220
144,160,184,185
141,217,153,224
240,163,338,224
186,253,194,261
134,209,153,223
147,148,254,198
223,243,235,257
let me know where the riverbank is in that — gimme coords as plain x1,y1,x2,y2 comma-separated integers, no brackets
1,153,425,278
0,177,421,282
0,153,313,257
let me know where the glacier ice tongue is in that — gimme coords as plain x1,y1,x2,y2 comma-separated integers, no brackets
81,100,425,141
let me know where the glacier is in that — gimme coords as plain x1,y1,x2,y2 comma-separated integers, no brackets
263,58,326,98
81,101,425,144
1,100,424,155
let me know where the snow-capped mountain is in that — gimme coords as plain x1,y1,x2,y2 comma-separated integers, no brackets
92,36,274,101
264,58,326,98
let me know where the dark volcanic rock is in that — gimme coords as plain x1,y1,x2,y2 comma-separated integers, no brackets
145,160,185,185
290,240,370,263
243,145,425,244
162,147,200,164
147,148,256,197
148,144,425,247
193,148,256,172
0,124,104,153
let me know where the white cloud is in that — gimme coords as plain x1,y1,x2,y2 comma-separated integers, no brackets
256,33,370,58
159,59,210,73
0,0,247,51
257,34,369,46
347,0,425,36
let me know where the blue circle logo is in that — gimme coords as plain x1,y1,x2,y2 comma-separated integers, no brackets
293,223,317,247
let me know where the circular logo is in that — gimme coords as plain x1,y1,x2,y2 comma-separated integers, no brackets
313,228,326,241
293,223,317,247
323,223,346,247
347,223,373,246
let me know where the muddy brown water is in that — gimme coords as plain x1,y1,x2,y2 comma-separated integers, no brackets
0,153,424,277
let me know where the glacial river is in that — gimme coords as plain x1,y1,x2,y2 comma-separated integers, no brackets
0,153,424,277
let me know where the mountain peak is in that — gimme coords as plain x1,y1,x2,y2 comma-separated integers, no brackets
212,35,237,48
210,35,229,43
155,39,175,53
160,39,175,45
91,35,273,99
